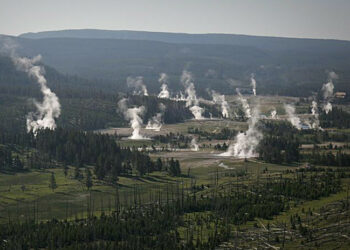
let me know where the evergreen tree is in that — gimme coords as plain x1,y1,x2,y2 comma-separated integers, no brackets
111,165,119,183
63,164,68,178
49,172,57,192
74,165,81,180
156,158,163,171
85,168,93,190
12,156,23,170
168,158,181,176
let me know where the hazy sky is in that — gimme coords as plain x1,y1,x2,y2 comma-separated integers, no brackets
1,0,350,40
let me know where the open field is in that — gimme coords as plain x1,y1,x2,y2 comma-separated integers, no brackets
0,154,309,224
97,119,247,137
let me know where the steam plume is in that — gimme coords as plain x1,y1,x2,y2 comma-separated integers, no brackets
173,92,186,102
13,55,61,134
284,104,301,130
127,76,148,96
311,100,321,129
218,162,235,170
181,70,203,119
179,92,186,101
158,73,170,99
189,106,204,120
236,88,251,118
323,102,332,114
220,108,262,158
321,71,337,114
250,74,257,96
146,103,166,131
211,90,229,118
181,70,198,107
270,109,277,119
190,138,199,151
146,113,162,131
118,98,147,139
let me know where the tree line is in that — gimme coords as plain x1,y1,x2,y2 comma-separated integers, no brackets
320,107,350,129
0,128,181,179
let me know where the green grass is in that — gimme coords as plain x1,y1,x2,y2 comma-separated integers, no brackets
0,158,263,223
0,166,193,223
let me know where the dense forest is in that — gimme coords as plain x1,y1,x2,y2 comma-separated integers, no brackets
257,120,350,166
320,107,350,128
0,128,182,179
305,148,350,167
258,121,300,164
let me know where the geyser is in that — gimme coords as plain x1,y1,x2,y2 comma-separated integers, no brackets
321,71,337,114
211,90,229,118
127,76,149,96
181,70,204,119
158,73,170,99
220,108,262,158
250,74,257,96
310,100,321,129
190,138,199,151
13,55,61,135
118,98,148,140
270,109,277,119
284,104,301,130
146,103,166,131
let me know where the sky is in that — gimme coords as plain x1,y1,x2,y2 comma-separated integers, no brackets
1,0,350,40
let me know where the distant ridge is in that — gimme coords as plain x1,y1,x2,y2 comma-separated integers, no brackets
2,29,348,97
19,29,350,51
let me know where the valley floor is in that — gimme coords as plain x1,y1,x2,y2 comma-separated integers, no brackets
1,156,349,249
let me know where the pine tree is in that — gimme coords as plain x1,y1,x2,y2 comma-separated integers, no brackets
63,164,68,178
111,165,119,183
85,168,93,190
74,165,81,180
156,158,163,171
49,172,57,192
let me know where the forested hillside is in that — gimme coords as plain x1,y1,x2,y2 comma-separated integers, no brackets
1,30,350,98
20,29,350,52
0,55,124,132
0,55,200,132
